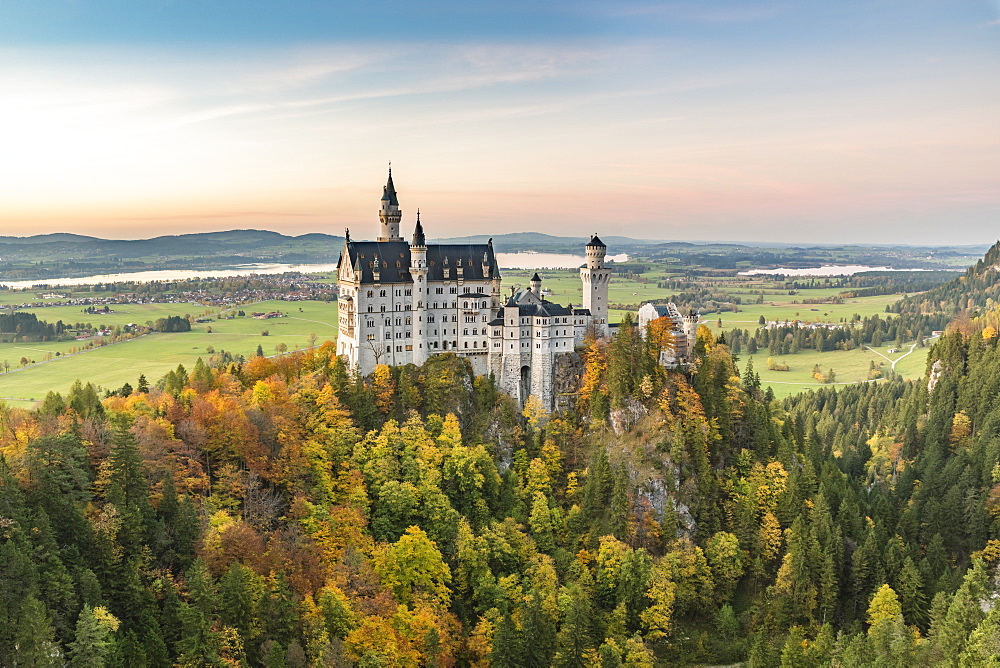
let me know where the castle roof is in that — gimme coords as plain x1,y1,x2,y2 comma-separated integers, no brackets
381,168,399,206
411,212,425,247
340,240,500,285
504,289,574,317
587,234,606,248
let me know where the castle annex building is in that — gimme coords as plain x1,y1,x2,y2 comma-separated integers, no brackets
336,169,610,408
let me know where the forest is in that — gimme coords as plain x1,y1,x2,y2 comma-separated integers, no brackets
3,247,1000,666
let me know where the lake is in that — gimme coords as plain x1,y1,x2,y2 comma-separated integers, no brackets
0,263,341,289
738,265,926,277
0,253,632,288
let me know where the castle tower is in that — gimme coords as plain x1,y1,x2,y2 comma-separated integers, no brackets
580,234,610,337
377,166,403,241
410,211,429,365
530,272,542,298
682,312,699,360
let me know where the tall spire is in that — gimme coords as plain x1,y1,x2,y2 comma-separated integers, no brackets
378,164,403,241
382,163,399,206
412,209,425,247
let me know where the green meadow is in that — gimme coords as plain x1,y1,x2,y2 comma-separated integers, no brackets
0,299,338,407
0,268,933,407
738,339,933,399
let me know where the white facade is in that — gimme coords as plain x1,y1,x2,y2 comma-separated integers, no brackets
336,170,611,409
637,302,699,369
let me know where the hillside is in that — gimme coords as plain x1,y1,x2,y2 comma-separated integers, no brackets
892,239,1000,317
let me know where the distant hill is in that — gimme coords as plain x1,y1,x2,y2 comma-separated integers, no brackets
0,230,345,282
430,231,662,252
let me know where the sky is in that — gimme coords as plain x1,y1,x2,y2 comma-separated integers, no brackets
0,1,998,244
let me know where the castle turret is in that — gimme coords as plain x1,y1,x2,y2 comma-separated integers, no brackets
580,234,610,337
377,165,403,241
682,311,699,360
530,272,542,297
410,211,429,365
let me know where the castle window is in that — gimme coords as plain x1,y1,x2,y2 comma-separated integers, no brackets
380,290,387,297
386,346,391,353
430,260,435,266
406,345,412,351
464,342,468,348
405,289,411,296
397,346,402,352
383,262,388,268
367,334,374,340
381,305,386,312
450,287,457,294
367,306,373,312
463,301,468,309
463,329,468,336
367,290,373,297
428,315,435,323
385,332,391,339
473,341,477,348
435,288,443,294
406,317,411,325
396,261,401,268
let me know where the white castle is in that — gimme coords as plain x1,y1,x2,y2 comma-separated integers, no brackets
335,168,610,408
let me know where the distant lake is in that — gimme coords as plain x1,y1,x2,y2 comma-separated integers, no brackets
0,252,634,289
0,263,341,289
739,265,926,277
496,252,629,269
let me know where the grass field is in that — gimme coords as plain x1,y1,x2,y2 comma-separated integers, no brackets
0,300,338,407
739,338,934,399
0,268,930,408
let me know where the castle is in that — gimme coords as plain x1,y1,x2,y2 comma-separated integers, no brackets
335,169,610,408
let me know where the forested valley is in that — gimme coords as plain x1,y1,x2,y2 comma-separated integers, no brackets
5,247,1000,666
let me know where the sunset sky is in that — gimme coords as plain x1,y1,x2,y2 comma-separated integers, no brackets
1,1,998,244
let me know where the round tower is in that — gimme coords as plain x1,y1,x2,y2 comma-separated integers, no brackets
377,165,403,242
530,272,542,298
580,234,611,337
410,211,429,365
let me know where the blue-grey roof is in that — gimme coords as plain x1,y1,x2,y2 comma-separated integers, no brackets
340,240,500,284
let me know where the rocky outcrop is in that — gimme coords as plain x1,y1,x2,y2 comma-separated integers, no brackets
553,351,584,412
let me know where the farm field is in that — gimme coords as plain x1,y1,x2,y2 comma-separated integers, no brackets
740,338,934,399
0,299,338,407
0,257,942,407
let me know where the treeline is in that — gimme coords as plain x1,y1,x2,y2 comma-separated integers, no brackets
0,311,69,342
153,315,192,333
835,270,959,298
726,312,951,356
